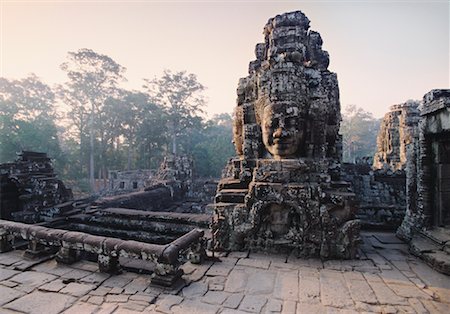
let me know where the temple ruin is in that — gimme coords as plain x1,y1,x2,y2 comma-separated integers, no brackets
397,89,450,274
0,153,209,286
342,102,420,229
212,11,360,259
0,151,73,223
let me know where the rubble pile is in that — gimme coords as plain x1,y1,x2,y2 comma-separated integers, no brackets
212,11,360,259
0,151,72,222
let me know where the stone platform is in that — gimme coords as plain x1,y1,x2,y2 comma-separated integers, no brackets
0,231,449,313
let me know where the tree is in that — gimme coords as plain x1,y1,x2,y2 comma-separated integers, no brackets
143,70,205,155
0,74,63,167
340,105,380,163
59,48,125,190
104,90,168,170
191,113,235,177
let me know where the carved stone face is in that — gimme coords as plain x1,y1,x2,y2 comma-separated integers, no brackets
261,104,304,159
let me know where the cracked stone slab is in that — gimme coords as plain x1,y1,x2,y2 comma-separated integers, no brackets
239,295,267,313
319,270,353,308
9,271,57,288
4,291,76,314
273,270,299,301
60,282,96,297
0,269,19,281
0,286,25,306
172,299,219,314
63,302,99,314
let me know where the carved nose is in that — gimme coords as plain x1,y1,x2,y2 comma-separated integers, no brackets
273,128,283,138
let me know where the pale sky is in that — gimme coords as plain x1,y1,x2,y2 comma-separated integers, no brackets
1,0,449,118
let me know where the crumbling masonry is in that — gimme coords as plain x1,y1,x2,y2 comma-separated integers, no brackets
212,11,360,259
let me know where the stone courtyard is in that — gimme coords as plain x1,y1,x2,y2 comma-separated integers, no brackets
0,231,449,314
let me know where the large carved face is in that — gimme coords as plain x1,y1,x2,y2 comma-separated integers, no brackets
261,103,304,159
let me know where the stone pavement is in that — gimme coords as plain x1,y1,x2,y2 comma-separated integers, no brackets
0,231,449,313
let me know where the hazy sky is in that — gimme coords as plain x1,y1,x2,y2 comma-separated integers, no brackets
1,0,449,118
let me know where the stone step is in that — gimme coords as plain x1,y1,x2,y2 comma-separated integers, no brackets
215,189,248,204
421,227,450,246
218,178,250,190
410,231,450,275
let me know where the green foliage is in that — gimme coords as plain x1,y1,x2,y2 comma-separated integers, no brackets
0,75,64,167
191,114,235,177
340,105,381,163
1,51,236,191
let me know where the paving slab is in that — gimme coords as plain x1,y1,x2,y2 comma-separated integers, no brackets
223,293,244,309
182,281,208,298
38,279,66,292
60,282,96,297
9,271,57,288
120,301,148,312
266,299,282,312
239,295,267,313
172,299,219,314
155,294,184,314
64,302,99,314
4,291,76,314
319,270,353,308
202,290,230,305
298,274,320,304
224,268,248,293
102,273,135,288
343,272,377,304
31,260,73,276
87,295,105,305
246,270,276,295
237,258,271,269
0,269,19,282
80,271,111,284
61,268,92,280
296,302,327,314
0,286,24,306
281,300,296,313
273,270,299,301
206,263,234,277
11,255,53,271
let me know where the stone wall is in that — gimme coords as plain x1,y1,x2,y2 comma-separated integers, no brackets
342,163,406,229
107,169,155,194
398,89,450,240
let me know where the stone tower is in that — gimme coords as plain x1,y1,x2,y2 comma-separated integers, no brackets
212,11,360,259
373,102,420,172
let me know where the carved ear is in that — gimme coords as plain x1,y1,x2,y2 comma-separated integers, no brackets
233,107,244,156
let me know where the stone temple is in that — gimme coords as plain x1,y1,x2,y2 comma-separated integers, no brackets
212,11,360,259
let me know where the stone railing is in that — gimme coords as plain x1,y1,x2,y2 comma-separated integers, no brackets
0,219,204,286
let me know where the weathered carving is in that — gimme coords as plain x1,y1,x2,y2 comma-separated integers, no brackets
396,89,450,275
0,151,73,223
212,11,360,259
373,102,420,172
